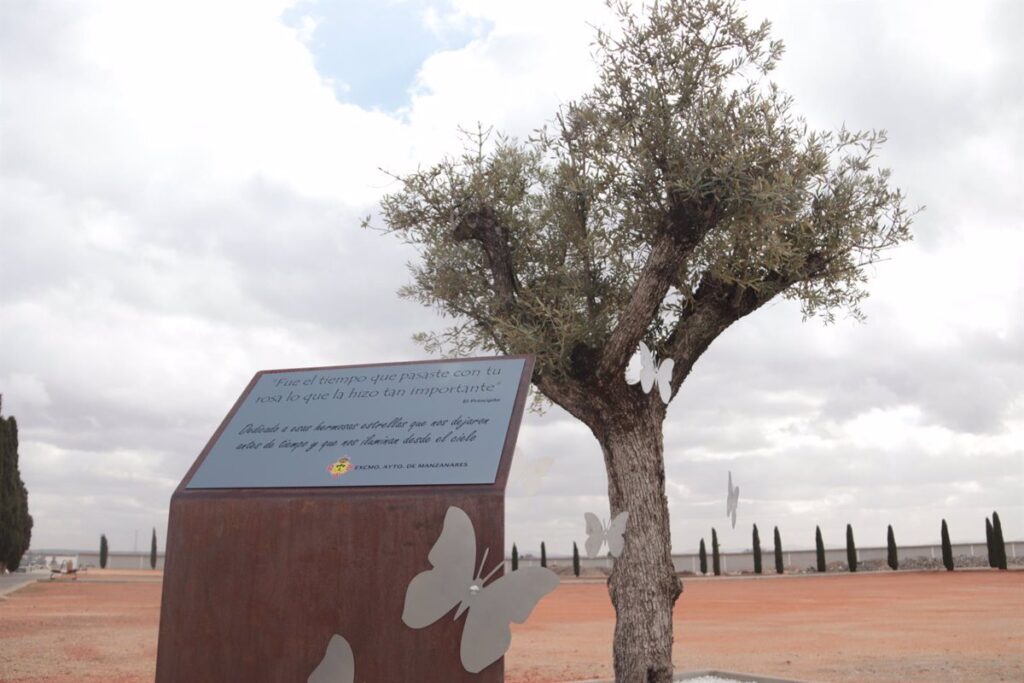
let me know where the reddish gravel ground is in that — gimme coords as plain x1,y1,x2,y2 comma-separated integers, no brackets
507,570,1024,683
0,571,159,683
0,569,1021,682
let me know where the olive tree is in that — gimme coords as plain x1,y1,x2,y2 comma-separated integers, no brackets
373,1,912,678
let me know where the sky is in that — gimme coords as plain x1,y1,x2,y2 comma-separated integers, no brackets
1,0,1020,557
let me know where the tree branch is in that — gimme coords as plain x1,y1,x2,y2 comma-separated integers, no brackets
447,203,611,421
452,205,517,309
665,250,830,393
597,198,719,380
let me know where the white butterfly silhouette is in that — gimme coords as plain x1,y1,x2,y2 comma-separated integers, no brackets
584,511,629,558
626,341,674,404
727,471,739,529
402,506,558,674
308,634,354,683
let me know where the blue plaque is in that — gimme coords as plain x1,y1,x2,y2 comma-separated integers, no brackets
186,356,529,488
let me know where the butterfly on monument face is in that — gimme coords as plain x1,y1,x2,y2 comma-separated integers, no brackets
402,506,558,674
726,471,739,529
626,341,674,404
308,634,354,683
584,511,629,559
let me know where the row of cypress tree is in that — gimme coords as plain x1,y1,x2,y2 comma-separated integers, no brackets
0,397,33,572
96,528,158,569
511,512,1010,577
700,526,786,576
985,513,1009,570
695,516,1010,576
97,529,159,569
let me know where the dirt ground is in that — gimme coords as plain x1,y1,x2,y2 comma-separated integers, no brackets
0,571,159,683
0,569,1020,682
508,571,1024,682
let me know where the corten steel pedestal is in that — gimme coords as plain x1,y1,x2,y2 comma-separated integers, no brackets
156,356,534,683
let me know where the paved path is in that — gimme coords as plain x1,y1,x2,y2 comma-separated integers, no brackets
0,571,46,597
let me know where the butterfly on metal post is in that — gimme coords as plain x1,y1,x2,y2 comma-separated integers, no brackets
402,506,558,674
583,511,629,559
626,341,674,404
727,471,739,529
308,634,354,683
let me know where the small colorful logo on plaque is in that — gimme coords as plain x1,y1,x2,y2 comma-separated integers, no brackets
328,457,353,478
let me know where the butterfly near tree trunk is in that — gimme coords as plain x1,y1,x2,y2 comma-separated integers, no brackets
584,511,630,558
626,341,674,404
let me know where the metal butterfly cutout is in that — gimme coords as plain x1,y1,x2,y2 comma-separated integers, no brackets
402,506,558,673
727,471,739,529
308,634,354,683
584,511,630,558
626,341,674,404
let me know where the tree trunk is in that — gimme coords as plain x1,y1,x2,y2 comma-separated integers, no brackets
598,403,681,683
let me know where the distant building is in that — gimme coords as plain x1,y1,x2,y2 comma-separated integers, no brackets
78,549,165,570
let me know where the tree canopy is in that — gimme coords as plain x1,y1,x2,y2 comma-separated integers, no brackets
375,0,911,423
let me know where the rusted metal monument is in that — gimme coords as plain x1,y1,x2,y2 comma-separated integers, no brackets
156,356,534,682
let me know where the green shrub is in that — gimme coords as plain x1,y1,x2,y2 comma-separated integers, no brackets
992,511,1007,570
0,408,32,572
699,538,707,575
815,526,826,573
846,524,857,573
100,534,109,569
940,519,954,571
711,528,720,576
572,541,580,577
886,525,898,571
773,527,783,574
752,524,762,575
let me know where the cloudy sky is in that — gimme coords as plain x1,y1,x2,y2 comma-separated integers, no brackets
2,0,1020,557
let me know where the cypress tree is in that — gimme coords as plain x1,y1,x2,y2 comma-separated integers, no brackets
0,408,8,571
846,524,857,572
940,519,954,571
992,511,1007,570
985,517,995,568
0,403,33,572
773,526,783,574
100,534,109,569
150,528,157,570
698,538,707,575
886,525,898,571
572,541,580,577
540,541,547,568
711,528,720,576
752,524,762,575
815,526,826,573
511,543,518,571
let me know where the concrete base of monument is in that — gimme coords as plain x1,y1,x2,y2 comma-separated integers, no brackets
568,670,812,683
